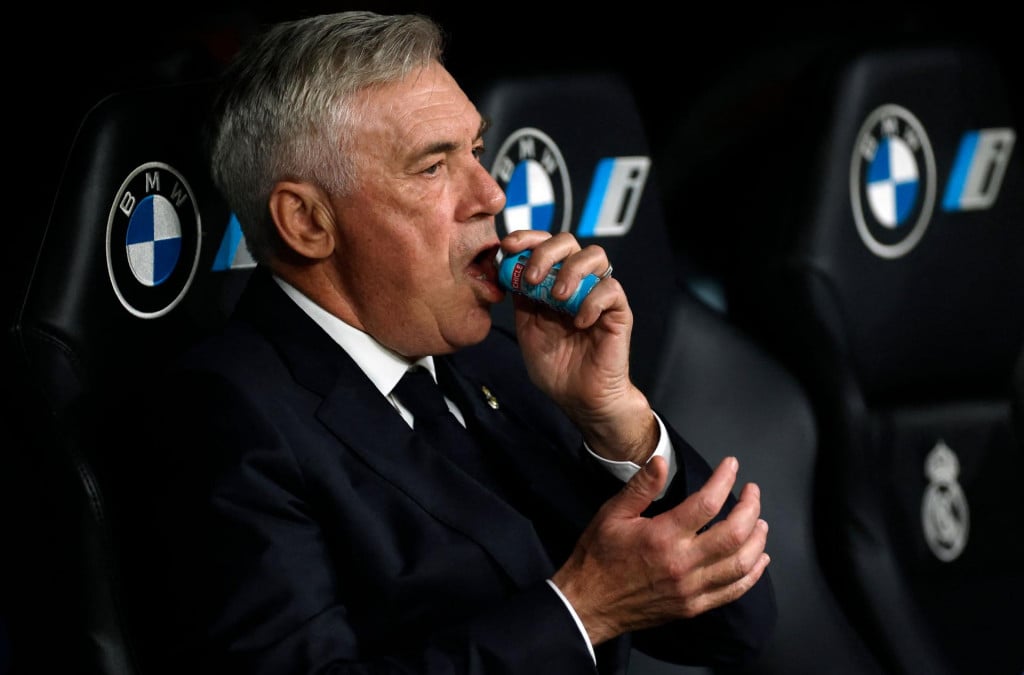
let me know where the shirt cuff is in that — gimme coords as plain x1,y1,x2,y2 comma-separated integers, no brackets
585,412,676,499
545,579,596,665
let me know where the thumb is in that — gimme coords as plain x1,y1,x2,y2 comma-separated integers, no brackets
604,455,668,519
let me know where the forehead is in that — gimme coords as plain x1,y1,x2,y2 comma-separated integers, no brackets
355,62,482,151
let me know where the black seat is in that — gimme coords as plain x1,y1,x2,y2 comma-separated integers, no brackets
474,71,884,675
475,72,674,394
6,80,254,675
662,43,1023,675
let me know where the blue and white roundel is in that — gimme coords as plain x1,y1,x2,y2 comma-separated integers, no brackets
503,159,556,232
850,104,936,259
865,136,919,229
489,127,572,237
126,194,182,286
107,162,201,318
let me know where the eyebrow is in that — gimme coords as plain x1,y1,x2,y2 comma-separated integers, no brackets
414,118,489,161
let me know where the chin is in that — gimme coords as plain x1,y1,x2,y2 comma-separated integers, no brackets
454,309,493,347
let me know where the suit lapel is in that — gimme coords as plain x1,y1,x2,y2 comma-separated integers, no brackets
317,375,553,587
235,270,553,588
438,350,601,532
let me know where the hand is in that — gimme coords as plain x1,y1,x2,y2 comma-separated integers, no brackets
551,456,771,646
500,230,654,463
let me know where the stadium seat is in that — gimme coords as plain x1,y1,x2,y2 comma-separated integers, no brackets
474,71,887,675
661,43,1023,675
6,80,254,675
475,73,673,393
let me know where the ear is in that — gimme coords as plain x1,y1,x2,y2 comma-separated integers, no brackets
268,180,336,260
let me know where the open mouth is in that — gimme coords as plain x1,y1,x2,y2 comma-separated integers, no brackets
469,244,501,285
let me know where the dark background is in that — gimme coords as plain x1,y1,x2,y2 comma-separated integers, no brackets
8,4,1022,328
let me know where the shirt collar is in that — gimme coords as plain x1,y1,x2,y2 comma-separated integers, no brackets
273,275,437,397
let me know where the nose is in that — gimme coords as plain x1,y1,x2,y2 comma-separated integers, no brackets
467,159,506,218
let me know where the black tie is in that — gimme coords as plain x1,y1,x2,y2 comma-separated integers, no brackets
393,366,492,486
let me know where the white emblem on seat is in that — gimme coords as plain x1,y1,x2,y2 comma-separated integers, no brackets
921,439,970,562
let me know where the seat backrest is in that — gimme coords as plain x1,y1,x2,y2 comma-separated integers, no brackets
664,43,1023,675
475,72,674,394
7,80,254,675
474,71,886,675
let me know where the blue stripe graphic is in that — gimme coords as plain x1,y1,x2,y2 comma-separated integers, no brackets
942,131,979,211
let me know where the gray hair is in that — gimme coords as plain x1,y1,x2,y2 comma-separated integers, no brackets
206,11,445,265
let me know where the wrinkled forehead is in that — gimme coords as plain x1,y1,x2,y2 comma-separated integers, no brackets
351,62,481,153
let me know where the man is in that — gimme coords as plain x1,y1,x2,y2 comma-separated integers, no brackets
140,10,775,674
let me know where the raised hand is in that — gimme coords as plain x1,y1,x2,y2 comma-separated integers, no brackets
551,455,771,646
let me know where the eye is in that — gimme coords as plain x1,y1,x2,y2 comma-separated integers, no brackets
472,144,485,161
422,161,442,175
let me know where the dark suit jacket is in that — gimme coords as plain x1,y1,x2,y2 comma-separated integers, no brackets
131,268,775,675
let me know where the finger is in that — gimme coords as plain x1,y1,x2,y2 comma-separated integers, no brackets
684,548,772,619
571,275,628,328
699,517,770,589
725,482,763,530
501,229,553,254
662,456,739,533
695,482,763,560
550,243,608,296
600,455,670,520
736,480,761,504
517,233,583,284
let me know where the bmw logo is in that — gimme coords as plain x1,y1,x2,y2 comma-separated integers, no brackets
106,162,201,318
850,104,936,259
489,127,571,237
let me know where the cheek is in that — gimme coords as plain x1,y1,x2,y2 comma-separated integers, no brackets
338,187,458,289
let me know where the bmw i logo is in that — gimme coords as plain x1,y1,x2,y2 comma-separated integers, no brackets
106,162,201,318
850,104,936,259
490,127,572,237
